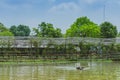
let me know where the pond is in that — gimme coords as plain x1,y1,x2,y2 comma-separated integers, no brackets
0,61,120,80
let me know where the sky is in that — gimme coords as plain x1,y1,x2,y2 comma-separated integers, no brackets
0,0,120,33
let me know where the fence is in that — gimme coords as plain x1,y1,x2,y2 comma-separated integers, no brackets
0,36,120,61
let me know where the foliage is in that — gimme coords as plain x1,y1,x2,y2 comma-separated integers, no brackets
0,23,8,32
33,22,62,38
54,44,66,54
66,16,100,37
79,41,92,54
80,24,100,37
116,44,120,52
9,25,17,35
30,37,41,48
0,37,14,48
0,31,13,36
100,21,117,38
117,32,120,37
66,43,76,54
0,23,14,36
10,25,31,36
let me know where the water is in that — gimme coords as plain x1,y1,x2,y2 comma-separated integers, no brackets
0,61,120,80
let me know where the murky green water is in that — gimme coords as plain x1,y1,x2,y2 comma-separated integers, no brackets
0,61,120,80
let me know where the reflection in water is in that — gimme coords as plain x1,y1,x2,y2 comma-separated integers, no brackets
0,62,120,80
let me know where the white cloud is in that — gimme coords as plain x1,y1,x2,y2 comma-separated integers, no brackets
49,2,80,13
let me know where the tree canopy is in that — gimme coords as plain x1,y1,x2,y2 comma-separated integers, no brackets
65,16,100,37
0,23,8,32
0,23,13,36
0,31,13,36
80,24,100,37
0,16,119,38
10,25,31,36
33,22,62,38
100,21,117,38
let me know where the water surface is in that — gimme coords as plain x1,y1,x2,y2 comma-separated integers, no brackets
0,61,120,80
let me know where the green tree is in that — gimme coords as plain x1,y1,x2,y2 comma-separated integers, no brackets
10,25,31,36
54,28,62,37
80,24,100,37
33,22,62,38
66,16,100,37
0,23,13,36
9,25,17,36
100,21,117,38
117,32,120,37
0,23,8,32
0,31,13,36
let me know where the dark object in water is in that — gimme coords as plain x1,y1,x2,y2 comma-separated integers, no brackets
76,66,84,70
